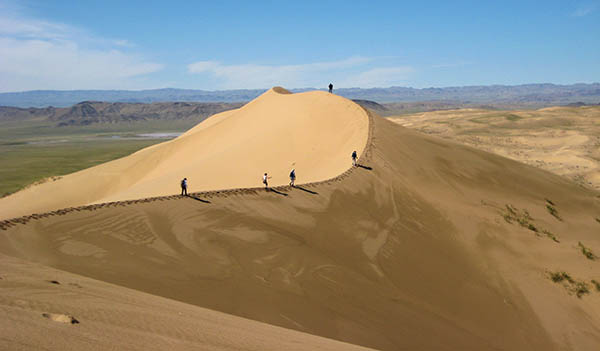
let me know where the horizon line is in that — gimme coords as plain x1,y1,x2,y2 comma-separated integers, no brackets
1,82,599,95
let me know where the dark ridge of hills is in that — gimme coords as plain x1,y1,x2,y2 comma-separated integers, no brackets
565,101,600,107
2,97,597,128
0,88,264,108
1,83,599,108
0,101,243,126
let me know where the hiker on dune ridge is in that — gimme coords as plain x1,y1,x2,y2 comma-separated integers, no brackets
181,177,188,196
263,173,272,190
289,169,296,187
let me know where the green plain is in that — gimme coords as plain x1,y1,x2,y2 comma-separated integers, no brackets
0,120,194,197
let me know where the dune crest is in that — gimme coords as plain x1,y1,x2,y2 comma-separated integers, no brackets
0,88,369,219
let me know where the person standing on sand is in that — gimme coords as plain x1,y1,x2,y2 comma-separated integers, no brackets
289,169,296,187
352,150,358,166
328,83,333,93
181,177,188,196
263,173,271,190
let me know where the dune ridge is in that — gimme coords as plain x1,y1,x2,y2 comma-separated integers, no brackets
0,87,369,220
0,104,374,228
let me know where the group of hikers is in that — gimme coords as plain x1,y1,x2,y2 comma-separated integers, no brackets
262,167,295,189
180,150,358,195
178,81,339,196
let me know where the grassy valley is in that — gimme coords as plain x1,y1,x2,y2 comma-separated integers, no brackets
0,102,241,196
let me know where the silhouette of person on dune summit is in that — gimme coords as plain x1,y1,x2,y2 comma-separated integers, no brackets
352,150,358,166
328,83,333,93
289,169,296,187
181,177,188,196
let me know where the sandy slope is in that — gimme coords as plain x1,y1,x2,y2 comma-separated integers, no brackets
0,87,368,219
2,111,599,350
0,253,374,351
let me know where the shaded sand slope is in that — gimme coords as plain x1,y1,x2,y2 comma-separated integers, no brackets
2,114,600,350
0,254,374,351
0,87,368,219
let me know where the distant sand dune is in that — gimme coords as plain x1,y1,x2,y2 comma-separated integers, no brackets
388,106,600,191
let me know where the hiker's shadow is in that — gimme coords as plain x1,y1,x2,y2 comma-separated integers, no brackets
268,188,288,196
293,185,318,195
188,195,211,203
357,164,373,170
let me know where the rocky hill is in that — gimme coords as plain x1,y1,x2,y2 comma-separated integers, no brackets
0,101,243,126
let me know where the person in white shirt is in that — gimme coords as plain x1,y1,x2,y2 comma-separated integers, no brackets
262,173,271,189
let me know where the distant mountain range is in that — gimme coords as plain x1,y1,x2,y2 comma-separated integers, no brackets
1,83,599,108
0,101,242,126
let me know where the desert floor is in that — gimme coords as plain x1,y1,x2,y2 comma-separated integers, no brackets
389,106,600,191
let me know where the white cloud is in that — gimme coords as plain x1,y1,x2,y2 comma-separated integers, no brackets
0,4,163,92
114,39,134,47
0,17,72,39
572,4,596,17
187,57,412,89
340,66,414,88
188,61,221,73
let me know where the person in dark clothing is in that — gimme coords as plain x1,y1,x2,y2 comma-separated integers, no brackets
289,169,296,186
181,177,188,196
352,150,358,166
328,83,333,93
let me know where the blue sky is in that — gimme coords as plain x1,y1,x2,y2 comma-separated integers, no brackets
0,0,598,92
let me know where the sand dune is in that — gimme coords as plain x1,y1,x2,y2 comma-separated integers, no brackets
388,106,600,191
0,253,374,351
2,101,599,350
0,87,368,219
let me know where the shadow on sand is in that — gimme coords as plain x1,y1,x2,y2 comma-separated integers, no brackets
187,195,211,203
267,188,288,196
293,185,318,195
357,164,373,170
